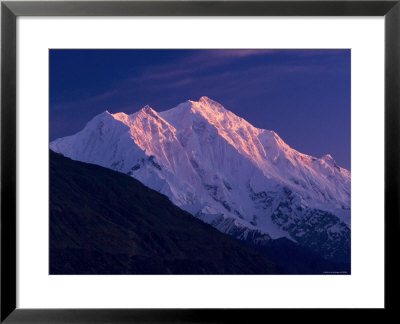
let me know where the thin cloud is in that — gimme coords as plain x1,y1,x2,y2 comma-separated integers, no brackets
129,50,279,84
52,49,344,112
52,89,123,111
207,49,278,58
128,49,337,86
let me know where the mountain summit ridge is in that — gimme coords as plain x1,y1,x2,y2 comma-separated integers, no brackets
50,97,351,262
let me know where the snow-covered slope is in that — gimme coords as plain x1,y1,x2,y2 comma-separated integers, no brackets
50,96,351,262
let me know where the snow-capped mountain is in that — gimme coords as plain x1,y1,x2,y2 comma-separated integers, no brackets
50,96,351,262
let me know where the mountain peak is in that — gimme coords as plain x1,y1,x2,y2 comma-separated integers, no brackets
197,96,224,108
137,105,161,119
321,154,337,166
186,96,230,118
199,96,212,103
92,110,114,122
141,105,156,113
160,97,228,125
97,110,112,117
322,154,334,161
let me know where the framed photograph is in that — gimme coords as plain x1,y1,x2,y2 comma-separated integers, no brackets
1,0,399,322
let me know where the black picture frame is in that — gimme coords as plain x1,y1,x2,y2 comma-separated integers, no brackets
1,0,399,322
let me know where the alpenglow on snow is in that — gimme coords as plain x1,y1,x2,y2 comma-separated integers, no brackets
50,96,351,262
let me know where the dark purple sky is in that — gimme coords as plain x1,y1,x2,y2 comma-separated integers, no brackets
50,49,351,169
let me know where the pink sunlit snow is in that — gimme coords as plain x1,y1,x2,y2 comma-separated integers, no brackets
50,97,350,243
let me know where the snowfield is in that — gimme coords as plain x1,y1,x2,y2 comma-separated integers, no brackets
50,96,351,261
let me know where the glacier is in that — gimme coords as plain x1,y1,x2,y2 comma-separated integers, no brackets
50,96,351,262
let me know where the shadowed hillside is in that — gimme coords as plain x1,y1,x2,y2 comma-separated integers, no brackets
50,150,281,274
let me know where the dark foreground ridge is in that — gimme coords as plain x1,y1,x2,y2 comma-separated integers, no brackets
50,150,281,274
